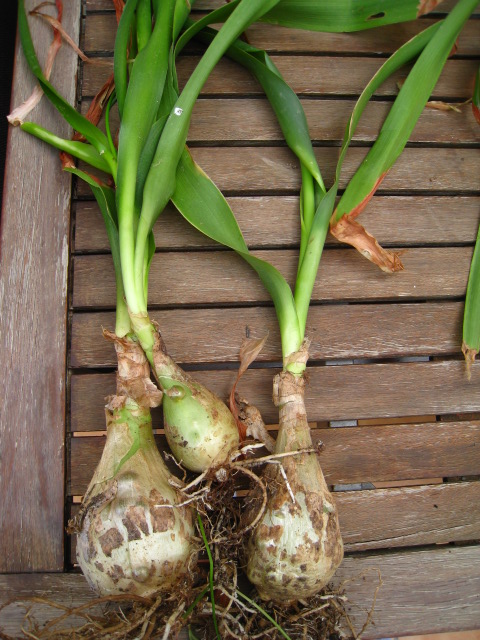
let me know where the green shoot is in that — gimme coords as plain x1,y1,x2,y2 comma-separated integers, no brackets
196,513,221,640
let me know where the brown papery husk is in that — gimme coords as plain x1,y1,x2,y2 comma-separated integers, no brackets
244,345,344,604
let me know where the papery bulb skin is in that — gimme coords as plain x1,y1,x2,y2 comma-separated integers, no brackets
76,402,196,596
245,360,343,603
75,332,196,597
152,331,239,472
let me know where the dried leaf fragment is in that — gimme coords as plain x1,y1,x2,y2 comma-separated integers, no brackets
417,0,443,17
229,334,268,440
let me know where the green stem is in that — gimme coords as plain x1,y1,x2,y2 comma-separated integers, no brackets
236,590,293,640
197,513,221,640
298,164,315,269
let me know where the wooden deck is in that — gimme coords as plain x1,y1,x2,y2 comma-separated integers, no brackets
1,0,480,637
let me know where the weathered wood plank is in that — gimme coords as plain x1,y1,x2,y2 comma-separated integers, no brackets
72,246,474,309
75,146,480,198
337,481,480,551
68,420,480,493
83,14,480,56
70,360,480,429
0,0,81,572
82,97,480,144
2,546,480,638
82,56,479,100
70,302,463,367
74,195,480,252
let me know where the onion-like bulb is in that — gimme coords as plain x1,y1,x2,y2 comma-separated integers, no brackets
76,400,196,596
152,330,239,472
245,350,344,602
75,332,197,596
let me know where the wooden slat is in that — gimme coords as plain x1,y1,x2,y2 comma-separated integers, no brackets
2,546,480,638
0,0,81,572
74,195,480,252
82,97,480,144
68,419,480,492
72,246,474,308
67,482,480,561
75,146,480,197
70,302,463,367
83,14,480,56
70,360,480,429
83,56,480,100
337,481,480,551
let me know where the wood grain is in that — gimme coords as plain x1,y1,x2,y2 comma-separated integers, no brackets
70,302,463,367
81,96,480,145
83,14,480,56
2,546,480,638
72,246,474,309
68,420,480,492
70,360,480,428
0,0,81,572
74,195,480,252
337,481,480,551
82,56,480,100
74,146,480,197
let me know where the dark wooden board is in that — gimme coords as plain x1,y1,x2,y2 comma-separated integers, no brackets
75,146,480,198
0,0,81,573
83,14,480,56
74,195,480,252
70,360,480,428
72,246,474,308
2,546,480,638
81,96,480,144
69,420,480,493
70,302,464,367
82,56,480,99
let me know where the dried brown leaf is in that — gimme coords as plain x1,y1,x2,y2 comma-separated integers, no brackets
331,215,404,273
229,335,268,441
426,100,461,112
417,0,443,17
30,7,92,63
113,0,125,24
7,1,63,126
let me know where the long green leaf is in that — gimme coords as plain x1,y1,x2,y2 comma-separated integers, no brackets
331,0,478,270
463,214,480,371
133,0,283,316
20,122,113,174
294,21,443,332
116,0,175,315
261,0,443,32
17,0,114,170
173,148,303,363
114,0,140,117
65,168,131,336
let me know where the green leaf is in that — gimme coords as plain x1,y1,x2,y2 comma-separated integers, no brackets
172,148,302,361
261,0,441,32
333,0,478,226
20,122,114,174
114,0,140,117
463,221,480,371
293,21,443,333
